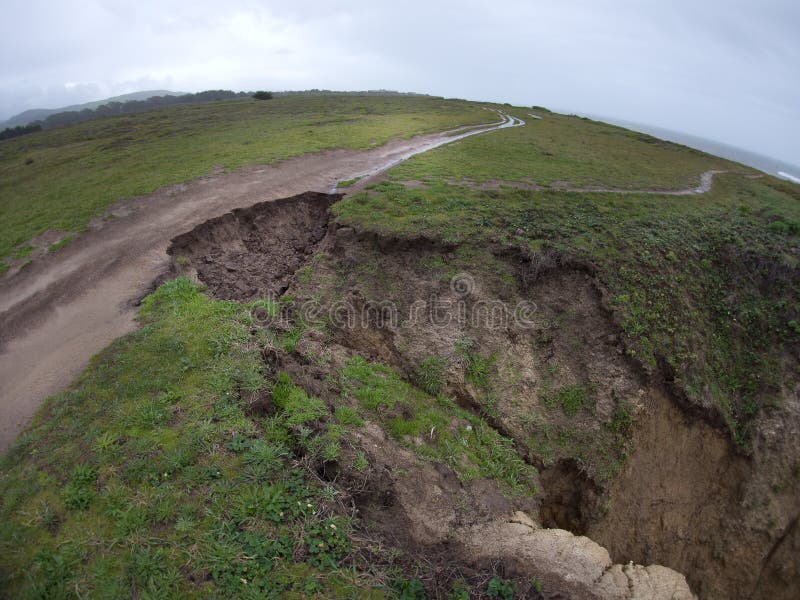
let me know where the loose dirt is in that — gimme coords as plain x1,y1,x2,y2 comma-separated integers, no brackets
0,120,515,452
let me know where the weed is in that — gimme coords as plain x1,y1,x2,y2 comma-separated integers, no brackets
46,235,73,253
414,356,446,395
12,245,34,259
544,384,593,416
487,575,515,599
394,577,427,599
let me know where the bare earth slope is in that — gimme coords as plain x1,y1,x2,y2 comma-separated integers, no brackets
0,124,516,451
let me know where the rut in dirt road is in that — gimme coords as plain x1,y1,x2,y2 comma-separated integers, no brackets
0,112,522,452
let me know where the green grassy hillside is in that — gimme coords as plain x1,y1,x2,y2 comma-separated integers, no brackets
0,94,488,263
2,95,799,598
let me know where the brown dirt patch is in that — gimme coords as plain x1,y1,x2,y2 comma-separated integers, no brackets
168,192,338,301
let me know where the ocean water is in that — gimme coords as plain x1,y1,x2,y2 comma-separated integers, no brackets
778,172,800,184
580,114,800,184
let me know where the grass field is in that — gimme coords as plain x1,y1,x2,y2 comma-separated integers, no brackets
387,107,749,189
0,280,377,598
0,94,488,262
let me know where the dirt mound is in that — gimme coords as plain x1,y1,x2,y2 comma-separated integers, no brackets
173,192,800,599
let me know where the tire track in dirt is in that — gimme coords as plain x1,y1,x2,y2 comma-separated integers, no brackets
424,169,727,195
0,113,521,452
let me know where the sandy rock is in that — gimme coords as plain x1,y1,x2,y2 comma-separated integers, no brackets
462,512,696,600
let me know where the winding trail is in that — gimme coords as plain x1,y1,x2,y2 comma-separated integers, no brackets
0,112,522,452
328,109,525,193
437,169,727,195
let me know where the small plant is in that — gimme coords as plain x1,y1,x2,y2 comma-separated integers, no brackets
609,402,633,434
28,499,59,531
487,575,515,599
334,405,364,427
304,518,350,569
352,450,369,472
544,384,593,417
531,576,543,593
455,336,496,388
447,586,470,600
393,577,427,599
62,481,95,510
414,356,446,395
253,91,274,100
297,264,313,285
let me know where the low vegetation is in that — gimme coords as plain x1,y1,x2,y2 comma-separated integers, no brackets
0,279,375,597
335,124,800,445
2,93,798,597
387,107,744,189
0,94,487,260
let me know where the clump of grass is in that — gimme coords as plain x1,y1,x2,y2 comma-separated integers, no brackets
543,384,594,417
413,356,446,395
297,264,313,285
337,176,361,188
456,337,496,388
12,245,34,259
47,235,73,252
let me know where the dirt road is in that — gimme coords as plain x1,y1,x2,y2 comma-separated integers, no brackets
0,114,522,452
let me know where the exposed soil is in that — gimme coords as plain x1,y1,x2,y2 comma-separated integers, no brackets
168,192,339,300
0,121,516,452
170,194,800,599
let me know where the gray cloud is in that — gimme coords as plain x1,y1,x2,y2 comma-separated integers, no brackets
1,0,798,166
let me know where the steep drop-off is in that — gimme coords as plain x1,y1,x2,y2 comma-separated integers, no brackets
168,191,800,599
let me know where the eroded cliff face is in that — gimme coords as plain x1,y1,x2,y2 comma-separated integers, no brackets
168,191,800,599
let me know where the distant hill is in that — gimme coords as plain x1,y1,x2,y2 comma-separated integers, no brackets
1,90,183,128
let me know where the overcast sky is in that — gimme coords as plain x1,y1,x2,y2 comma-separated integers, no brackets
1,0,798,166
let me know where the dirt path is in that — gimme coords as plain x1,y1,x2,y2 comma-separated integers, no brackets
553,168,726,195
433,169,728,195
0,114,521,452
